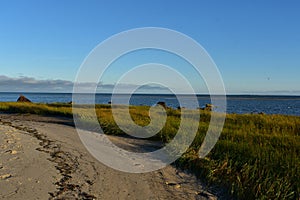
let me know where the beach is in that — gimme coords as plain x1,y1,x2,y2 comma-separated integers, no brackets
0,113,216,200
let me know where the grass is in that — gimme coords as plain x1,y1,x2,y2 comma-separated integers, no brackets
0,102,299,199
0,102,73,117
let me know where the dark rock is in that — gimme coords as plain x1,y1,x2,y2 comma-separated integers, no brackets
17,95,32,103
157,101,167,109
201,104,214,111
205,104,214,111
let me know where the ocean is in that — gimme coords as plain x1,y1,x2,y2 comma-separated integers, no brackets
0,92,299,116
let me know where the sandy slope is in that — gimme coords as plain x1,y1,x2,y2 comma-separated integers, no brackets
0,114,218,200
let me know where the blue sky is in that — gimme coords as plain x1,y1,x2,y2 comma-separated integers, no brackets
0,0,299,94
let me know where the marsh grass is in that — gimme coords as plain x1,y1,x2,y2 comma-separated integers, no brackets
0,102,73,117
0,102,299,199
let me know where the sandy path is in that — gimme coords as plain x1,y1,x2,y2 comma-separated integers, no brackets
0,122,58,199
0,114,217,200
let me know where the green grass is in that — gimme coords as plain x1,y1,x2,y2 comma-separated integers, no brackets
0,102,73,117
0,102,299,199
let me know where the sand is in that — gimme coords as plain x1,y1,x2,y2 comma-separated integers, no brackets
0,114,218,200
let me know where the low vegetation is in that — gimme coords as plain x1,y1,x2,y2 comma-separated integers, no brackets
0,102,299,199
0,102,73,117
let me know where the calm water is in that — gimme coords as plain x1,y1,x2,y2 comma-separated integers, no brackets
0,92,299,116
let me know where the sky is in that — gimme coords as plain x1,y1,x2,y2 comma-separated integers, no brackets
0,0,300,94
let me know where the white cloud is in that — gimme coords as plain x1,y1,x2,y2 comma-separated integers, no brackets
0,75,74,92
0,75,170,93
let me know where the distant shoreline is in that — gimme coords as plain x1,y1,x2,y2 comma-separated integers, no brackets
0,91,300,98
0,93,299,116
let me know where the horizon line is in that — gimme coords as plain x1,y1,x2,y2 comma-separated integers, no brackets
0,91,300,97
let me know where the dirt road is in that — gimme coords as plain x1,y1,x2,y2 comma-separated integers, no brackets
0,114,217,199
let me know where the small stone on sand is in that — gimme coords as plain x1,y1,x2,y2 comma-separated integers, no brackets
0,174,12,180
11,150,18,155
165,181,177,186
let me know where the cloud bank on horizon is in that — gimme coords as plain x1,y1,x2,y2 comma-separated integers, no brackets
0,75,171,94
0,75,299,95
